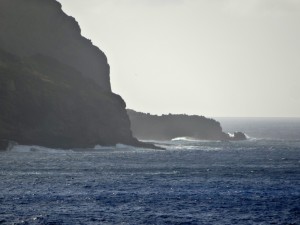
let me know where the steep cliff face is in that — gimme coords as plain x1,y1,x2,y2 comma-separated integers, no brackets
127,110,246,141
0,48,136,148
0,1,159,149
0,0,110,91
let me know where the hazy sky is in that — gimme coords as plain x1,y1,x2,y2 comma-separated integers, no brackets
58,0,300,117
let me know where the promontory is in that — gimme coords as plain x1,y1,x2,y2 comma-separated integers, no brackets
0,0,156,150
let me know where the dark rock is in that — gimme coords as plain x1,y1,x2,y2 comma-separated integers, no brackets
231,132,247,141
0,140,9,151
127,109,231,141
0,0,110,91
0,0,161,150
0,140,17,151
127,109,247,142
0,49,159,149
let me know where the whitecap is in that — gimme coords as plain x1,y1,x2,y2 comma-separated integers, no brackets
171,137,199,142
93,145,115,150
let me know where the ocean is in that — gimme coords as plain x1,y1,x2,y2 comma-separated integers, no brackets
0,118,300,224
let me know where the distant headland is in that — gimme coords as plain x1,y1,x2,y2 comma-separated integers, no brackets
127,109,247,141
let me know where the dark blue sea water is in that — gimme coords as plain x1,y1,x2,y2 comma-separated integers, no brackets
1,119,300,224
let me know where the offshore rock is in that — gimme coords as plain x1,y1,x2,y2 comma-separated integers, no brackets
231,132,247,141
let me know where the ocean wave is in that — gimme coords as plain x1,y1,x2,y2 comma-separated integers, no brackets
93,145,116,150
227,132,235,138
244,134,266,141
227,133,262,141
171,137,207,142
94,143,136,149
9,144,71,154
94,143,162,153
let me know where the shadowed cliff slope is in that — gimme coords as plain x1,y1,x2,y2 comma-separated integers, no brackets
0,0,159,149
0,49,137,148
0,0,110,91
127,109,246,141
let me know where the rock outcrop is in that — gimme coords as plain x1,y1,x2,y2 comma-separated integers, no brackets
0,0,158,149
127,109,247,141
230,132,247,141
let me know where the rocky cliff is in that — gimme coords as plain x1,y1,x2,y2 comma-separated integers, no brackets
127,109,246,141
0,0,110,91
0,48,138,148
0,0,157,149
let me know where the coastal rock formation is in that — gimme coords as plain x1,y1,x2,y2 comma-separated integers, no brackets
0,0,110,91
127,109,247,141
231,132,247,141
0,48,137,148
0,0,158,149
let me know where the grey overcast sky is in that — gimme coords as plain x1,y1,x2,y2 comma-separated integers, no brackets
57,0,300,117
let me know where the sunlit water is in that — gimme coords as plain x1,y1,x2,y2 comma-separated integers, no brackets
1,121,300,224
